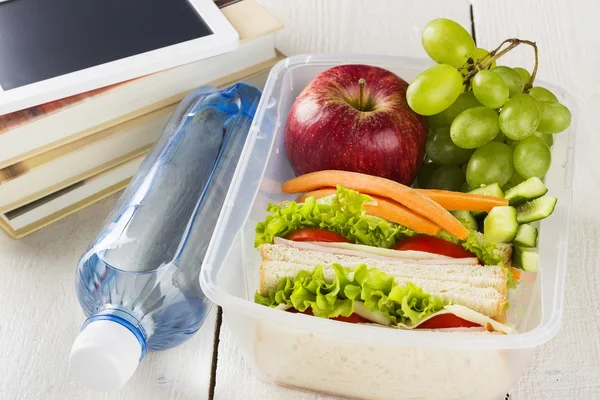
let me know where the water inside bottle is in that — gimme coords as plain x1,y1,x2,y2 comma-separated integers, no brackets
74,84,261,350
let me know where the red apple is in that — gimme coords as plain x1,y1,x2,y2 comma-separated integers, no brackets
284,64,428,185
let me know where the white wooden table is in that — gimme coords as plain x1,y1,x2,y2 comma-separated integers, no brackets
1,1,599,399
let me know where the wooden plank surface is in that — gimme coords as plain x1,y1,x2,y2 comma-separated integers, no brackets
472,1,600,399
0,193,218,400
257,0,472,58
0,1,596,400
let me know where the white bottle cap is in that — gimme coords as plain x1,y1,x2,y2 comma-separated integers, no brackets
69,319,142,392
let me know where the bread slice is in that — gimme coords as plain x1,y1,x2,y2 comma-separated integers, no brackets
259,244,508,322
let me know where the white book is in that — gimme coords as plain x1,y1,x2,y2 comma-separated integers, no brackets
0,108,171,213
3,156,145,233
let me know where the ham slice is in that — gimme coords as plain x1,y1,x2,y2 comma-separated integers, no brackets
274,237,479,265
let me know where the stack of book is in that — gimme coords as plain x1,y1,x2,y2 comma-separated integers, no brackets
0,0,283,238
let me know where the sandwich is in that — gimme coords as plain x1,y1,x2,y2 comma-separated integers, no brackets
256,239,514,333
253,170,519,333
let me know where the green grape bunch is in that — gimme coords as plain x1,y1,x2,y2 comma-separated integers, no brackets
409,18,572,191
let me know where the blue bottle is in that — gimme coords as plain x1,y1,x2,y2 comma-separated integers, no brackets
69,83,261,392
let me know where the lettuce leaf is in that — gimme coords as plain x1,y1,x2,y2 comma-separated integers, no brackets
388,283,447,325
435,230,502,265
254,263,448,326
254,186,418,248
254,185,516,288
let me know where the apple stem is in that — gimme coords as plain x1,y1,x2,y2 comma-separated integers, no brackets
358,78,366,111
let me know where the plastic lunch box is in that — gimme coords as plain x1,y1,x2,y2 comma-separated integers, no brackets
200,54,576,400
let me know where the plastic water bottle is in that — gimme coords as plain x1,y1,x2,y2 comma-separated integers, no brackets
69,83,261,392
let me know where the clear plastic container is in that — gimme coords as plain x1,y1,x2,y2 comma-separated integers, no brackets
200,54,576,400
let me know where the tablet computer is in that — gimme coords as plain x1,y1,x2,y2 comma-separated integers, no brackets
0,0,239,115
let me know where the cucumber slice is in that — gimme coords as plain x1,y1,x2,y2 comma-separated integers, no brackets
516,196,557,223
504,177,548,206
483,206,518,243
469,182,505,198
469,183,505,217
513,224,538,247
513,246,539,272
451,210,478,230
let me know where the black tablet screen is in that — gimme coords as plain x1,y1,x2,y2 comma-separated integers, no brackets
0,0,212,90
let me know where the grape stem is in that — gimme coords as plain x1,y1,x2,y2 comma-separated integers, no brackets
461,38,539,89
358,78,366,111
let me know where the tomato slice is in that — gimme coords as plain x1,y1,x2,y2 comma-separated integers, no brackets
393,236,475,259
287,308,479,328
284,228,350,243
286,308,369,324
332,313,371,324
415,313,481,329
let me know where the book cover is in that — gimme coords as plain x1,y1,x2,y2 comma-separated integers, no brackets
0,156,144,239
0,102,164,184
0,84,126,135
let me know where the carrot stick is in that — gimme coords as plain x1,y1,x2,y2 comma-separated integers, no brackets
295,189,441,235
364,199,441,236
298,187,507,212
282,170,469,240
415,189,508,212
511,267,521,281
